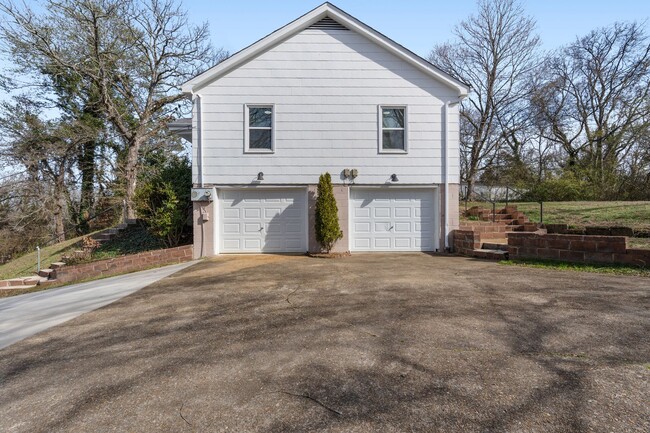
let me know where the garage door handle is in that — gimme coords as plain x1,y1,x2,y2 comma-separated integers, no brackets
389,226,394,231
259,227,264,231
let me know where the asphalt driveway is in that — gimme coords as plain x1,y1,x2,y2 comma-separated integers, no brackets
0,254,648,432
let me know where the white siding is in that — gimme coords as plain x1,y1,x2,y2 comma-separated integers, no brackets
194,28,460,185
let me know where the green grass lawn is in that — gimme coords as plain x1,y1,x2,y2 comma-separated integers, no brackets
462,201,650,231
0,233,93,281
0,224,170,281
500,258,650,277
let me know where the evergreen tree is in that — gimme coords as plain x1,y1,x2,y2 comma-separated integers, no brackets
315,172,342,253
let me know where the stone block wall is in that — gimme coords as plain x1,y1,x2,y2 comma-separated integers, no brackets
55,245,193,284
507,233,649,267
452,230,481,256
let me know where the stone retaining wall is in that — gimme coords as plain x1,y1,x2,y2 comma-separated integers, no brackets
54,245,193,284
452,230,481,256
507,233,649,267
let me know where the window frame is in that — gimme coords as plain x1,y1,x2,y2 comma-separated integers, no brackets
378,105,408,154
244,104,275,154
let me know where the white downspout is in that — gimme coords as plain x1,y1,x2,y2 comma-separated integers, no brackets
195,94,204,187
443,101,450,251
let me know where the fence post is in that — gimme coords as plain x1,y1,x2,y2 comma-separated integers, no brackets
539,201,544,224
492,202,496,223
36,246,41,273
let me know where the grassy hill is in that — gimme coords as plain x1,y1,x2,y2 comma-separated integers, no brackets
0,233,92,281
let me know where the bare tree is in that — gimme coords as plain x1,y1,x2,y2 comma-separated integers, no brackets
0,0,224,218
0,97,96,241
430,0,540,196
530,22,650,198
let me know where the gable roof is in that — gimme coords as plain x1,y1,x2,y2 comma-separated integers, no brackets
181,3,470,97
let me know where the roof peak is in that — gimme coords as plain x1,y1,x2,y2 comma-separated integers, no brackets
182,3,469,97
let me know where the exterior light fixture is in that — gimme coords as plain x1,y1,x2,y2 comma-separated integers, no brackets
257,172,264,181
391,173,399,182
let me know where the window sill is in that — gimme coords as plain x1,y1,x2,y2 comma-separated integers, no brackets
244,149,275,154
379,149,408,154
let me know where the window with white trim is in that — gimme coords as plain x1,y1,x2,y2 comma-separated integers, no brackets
245,105,274,152
379,106,407,152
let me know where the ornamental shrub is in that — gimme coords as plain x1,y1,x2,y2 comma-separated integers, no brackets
315,172,342,253
134,155,192,247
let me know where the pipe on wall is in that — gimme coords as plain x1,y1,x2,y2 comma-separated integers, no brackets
195,94,204,187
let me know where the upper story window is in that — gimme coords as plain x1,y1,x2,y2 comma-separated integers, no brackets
379,106,407,153
245,105,274,153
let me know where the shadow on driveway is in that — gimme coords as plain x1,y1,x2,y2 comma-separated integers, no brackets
0,254,648,432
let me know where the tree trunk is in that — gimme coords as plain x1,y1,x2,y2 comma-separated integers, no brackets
78,139,96,232
53,174,67,242
124,138,141,220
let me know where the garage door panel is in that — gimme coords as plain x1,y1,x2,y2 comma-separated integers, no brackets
223,239,241,250
394,222,411,232
354,238,371,249
223,208,240,219
244,208,261,219
355,222,371,233
220,189,307,253
395,238,411,248
351,188,436,252
395,207,411,218
244,238,262,250
355,207,370,218
244,223,261,233
374,238,391,248
374,207,390,218
223,223,241,234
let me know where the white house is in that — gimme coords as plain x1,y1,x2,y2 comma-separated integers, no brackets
178,3,468,258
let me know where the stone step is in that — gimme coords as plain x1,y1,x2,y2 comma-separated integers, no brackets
480,232,508,239
8,278,27,286
38,268,55,278
482,242,509,251
0,284,37,291
472,248,509,260
116,223,129,230
50,262,66,270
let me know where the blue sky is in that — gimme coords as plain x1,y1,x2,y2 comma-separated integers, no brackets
188,0,650,57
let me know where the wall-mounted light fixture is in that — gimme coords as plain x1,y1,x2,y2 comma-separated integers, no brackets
257,172,264,181
390,173,399,182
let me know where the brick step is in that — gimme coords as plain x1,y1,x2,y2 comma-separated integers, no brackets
482,241,509,251
460,225,509,233
479,232,508,239
472,248,509,260
50,262,66,270
38,268,55,278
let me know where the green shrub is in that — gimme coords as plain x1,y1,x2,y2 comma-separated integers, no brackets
524,173,589,201
315,172,342,253
134,156,191,247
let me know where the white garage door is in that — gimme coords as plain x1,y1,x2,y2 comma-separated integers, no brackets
220,188,307,253
350,188,436,252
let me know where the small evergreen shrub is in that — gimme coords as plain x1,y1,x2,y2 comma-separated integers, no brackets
315,172,342,253
134,156,192,248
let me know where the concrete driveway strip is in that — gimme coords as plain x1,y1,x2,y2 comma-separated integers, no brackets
0,261,196,349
